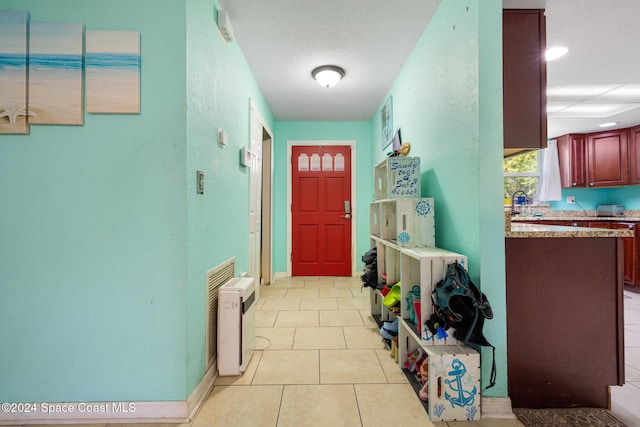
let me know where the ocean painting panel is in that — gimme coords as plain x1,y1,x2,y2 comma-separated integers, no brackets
86,30,140,114
29,22,84,125
0,10,30,135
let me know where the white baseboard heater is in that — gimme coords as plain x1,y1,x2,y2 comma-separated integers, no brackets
217,277,256,376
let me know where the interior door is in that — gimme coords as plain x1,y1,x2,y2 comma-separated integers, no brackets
291,145,352,276
248,108,263,285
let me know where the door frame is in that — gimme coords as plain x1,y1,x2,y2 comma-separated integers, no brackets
261,129,273,285
249,101,274,293
286,140,357,277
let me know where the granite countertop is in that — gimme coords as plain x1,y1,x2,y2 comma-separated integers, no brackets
507,222,634,238
504,211,634,238
511,215,640,222
508,207,640,222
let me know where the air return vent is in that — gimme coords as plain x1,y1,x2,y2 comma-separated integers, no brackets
205,257,235,370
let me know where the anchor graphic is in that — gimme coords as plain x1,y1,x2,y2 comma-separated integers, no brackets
444,359,476,408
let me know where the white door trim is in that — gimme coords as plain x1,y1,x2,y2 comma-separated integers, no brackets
249,101,274,296
286,140,357,277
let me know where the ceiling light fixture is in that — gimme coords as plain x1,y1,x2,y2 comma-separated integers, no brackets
312,65,345,88
545,46,568,61
599,122,618,128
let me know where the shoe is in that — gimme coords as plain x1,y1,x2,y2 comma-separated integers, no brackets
419,381,428,401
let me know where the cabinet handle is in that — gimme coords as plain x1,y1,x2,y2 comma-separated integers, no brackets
590,182,594,186
572,182,577,186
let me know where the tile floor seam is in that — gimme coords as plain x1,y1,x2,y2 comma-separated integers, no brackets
351,383,365,427
274,385,285,427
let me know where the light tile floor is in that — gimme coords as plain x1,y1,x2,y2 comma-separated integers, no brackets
6,278,635,427
198,276,524,427
610,289,640,426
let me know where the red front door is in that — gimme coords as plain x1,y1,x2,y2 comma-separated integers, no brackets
292,145,352,276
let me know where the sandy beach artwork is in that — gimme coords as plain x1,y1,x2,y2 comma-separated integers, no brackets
86,30,140,114
0,10,30,135
29,21,84,125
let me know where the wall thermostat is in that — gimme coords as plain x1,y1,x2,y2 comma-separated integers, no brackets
240,147,253,167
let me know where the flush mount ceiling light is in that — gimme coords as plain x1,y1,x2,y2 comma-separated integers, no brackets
312,65,345,88
599,122,619,128
545,46,568,61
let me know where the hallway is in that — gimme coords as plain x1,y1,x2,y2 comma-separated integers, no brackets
192,276,524,427
4,277,636,426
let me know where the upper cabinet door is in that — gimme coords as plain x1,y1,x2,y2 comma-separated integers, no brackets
503,9,548,152
587,130,629,187
629,126,640,185
557,134,587,188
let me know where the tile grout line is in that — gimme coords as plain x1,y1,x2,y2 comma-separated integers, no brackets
274,384,285,427
351,383,365,427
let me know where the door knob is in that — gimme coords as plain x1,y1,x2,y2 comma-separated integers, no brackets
340,213,352,220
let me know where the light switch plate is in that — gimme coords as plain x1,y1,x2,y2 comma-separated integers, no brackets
218,129,228,148
197,170,204,194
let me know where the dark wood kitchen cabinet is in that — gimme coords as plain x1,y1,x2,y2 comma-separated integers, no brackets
629,125,640,184
557,129,630,188
506,236,624,408
503,9,547,154
587,130,629,187
557,134,587,188
612,222,639,286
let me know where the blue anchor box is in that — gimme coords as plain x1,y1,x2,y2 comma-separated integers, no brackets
424,345,481,422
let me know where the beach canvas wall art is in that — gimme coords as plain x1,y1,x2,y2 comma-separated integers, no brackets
0,10,31,135
86,30,140,114
29,22,84,125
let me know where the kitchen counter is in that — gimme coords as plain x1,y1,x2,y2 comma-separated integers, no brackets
506,234,625,408
505,208,628,408
507,222,633,238
505,212,634,238
508,207,640,222
511,215,640,222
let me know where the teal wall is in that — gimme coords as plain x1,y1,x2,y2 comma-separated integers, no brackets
369,0,507,395
185,0,274,394
0,0,273,402
550,186,640,210
0,0,515,405
272,121,372,274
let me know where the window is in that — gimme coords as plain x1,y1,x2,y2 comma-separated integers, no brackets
504,151,540,201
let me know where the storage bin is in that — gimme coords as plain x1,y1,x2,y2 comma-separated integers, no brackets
375,157,421,200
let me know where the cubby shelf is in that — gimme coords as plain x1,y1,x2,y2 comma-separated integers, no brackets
370,198,435,248
368,158,480,421
398,318,481,422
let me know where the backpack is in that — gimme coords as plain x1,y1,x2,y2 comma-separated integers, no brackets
429,261,496,389
361,247,377,265
360,247,379,290
360,266,379,289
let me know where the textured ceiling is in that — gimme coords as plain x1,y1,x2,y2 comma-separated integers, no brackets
218,0,440,121
221,0,640,136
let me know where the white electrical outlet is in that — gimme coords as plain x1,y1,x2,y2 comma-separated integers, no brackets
567,196,575,204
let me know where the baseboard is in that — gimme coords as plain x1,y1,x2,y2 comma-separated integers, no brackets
1,364,218,425
482,396,518,419
187,360,217,420
0,401,189,425
272,272,359,280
